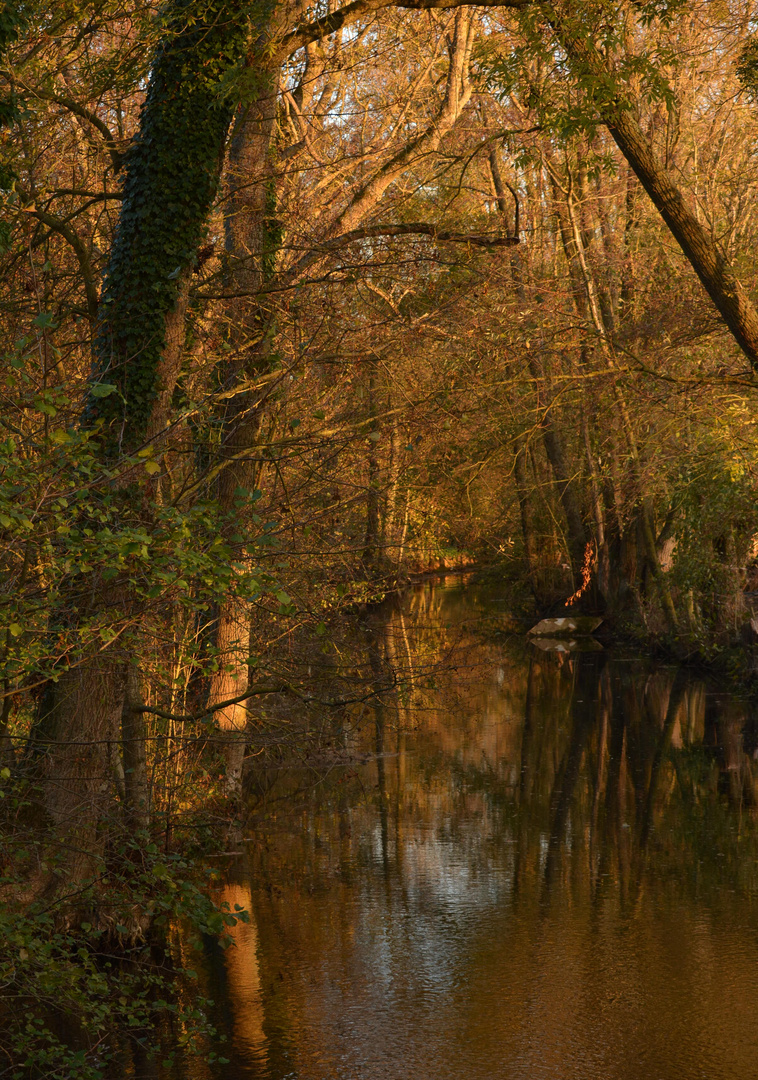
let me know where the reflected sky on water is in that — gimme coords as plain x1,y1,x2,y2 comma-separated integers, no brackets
183,579,758,1080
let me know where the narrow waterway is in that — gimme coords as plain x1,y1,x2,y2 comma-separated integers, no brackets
184,578,758,1080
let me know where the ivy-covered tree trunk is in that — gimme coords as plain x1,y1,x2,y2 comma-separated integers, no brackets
35,0,249,886
89,0,248,445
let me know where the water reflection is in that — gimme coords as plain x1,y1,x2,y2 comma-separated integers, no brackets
194,580,758,1080
214,884,267,1069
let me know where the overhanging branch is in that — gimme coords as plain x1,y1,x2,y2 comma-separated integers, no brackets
135,679,398,723
282,0,530,57
316,221,520,251
269,221,519,294
136,683,290,723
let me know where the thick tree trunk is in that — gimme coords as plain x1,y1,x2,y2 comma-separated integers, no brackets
209,597,252,791
208,46,281,779
604,106,758,368
32,658,126,888
30,3,248,879
88,1,246,442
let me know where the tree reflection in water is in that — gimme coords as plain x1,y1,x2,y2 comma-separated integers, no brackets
186,580,758,1080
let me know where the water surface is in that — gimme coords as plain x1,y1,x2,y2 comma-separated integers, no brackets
189,579,758,1080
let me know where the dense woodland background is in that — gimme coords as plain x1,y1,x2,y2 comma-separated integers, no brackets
3,0,758,1073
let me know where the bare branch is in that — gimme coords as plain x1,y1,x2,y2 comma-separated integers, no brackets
27,208,99,321
4,77,125,172
135,683,291,723
47,188,124,200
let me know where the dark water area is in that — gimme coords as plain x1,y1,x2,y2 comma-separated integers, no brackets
182,579,758,1080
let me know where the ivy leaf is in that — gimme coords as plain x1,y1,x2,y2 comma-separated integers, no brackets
90,383,117,398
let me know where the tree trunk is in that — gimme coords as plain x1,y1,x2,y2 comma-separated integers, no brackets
363,362,381,574
209,597,253,792
208,40,281,778
556,15,758,368
381,414,404,567
30,3,248,882
514,433,539,596
32,658,126,888
121,664,150,832
534,374,589,590
605,104,758,368
87,0,247,444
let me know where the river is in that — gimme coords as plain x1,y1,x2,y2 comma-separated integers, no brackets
180,577,758,1080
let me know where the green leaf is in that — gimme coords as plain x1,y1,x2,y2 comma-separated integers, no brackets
90,383,117,398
